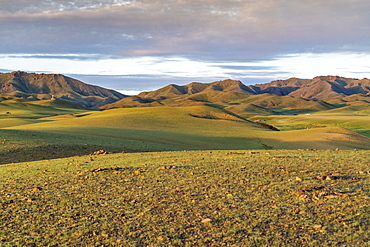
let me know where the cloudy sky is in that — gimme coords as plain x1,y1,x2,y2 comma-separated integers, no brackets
1,0,370,94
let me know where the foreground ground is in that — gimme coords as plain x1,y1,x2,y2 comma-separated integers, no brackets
0,150,369,246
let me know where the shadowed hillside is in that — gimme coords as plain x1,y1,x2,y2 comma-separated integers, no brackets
0,71,126,107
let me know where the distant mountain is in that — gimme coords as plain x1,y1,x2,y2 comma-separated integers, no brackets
101,76,370,116
250,76,370,100
0,71,126,108
138,79,254,100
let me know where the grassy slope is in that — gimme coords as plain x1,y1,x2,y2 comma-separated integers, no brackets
6,105,370,155
0,150,369,246
0,94,369,246
1,100,370,165
250,105,370,138
102,91,337,116
2,106,268,163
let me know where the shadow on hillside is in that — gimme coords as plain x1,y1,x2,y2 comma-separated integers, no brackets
1,125,369,165
0,144,126,165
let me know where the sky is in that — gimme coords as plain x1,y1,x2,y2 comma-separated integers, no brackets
1,0,370,94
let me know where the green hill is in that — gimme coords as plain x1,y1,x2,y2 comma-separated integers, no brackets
1,104,369,165
1,76,370,165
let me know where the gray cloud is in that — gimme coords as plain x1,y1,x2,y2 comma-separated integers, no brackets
1,0,370,61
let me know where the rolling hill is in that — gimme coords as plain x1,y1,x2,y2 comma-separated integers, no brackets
1,74,370,165
101,76,370,116
1,74,369,246
3,104,370,165
0,71,126,107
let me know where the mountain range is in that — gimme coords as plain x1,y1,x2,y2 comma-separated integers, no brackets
0,71,126,108
2,72,370,114
101,76,370,116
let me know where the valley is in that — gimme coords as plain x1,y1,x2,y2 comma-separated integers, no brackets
0,73,369,246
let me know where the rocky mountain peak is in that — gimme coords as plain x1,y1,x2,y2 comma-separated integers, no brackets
0,71,126,108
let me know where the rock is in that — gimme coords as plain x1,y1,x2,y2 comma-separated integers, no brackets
161,165,176,170
90,150,110,155
32,187,43,192
317,175,327,180
201,218,212,223
313,224,323,229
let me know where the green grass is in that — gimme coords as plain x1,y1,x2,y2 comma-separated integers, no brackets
1,105,369,165
250,113,370,137
0,128,184,165
0,150,369,246
0,98,370,246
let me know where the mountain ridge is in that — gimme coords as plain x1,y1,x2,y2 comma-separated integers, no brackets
0,71,126,108
101,76,370,115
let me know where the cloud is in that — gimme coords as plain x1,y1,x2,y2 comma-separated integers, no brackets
1,0,369,60
2,52,370,91
1,1,370,91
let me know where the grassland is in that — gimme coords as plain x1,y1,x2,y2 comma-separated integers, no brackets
0,98,369,166
4,103,370,160
0,150,369,246
0,98,370,246
249,110,370,138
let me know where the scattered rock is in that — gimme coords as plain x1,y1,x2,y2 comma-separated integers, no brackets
226,152,244,155
90,150,111,155
78,167,125,174
273,156,300,159
161,165,176,170
316,173,360,181
294,186,344,202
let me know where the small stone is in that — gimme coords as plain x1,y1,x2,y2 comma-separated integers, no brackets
295,177,303,181
313,224,323,229
32,187,43,192
295,190,306,196
201,218,212,223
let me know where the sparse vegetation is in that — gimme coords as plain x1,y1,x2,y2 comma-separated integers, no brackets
1,75,370,245
0,150,369,246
